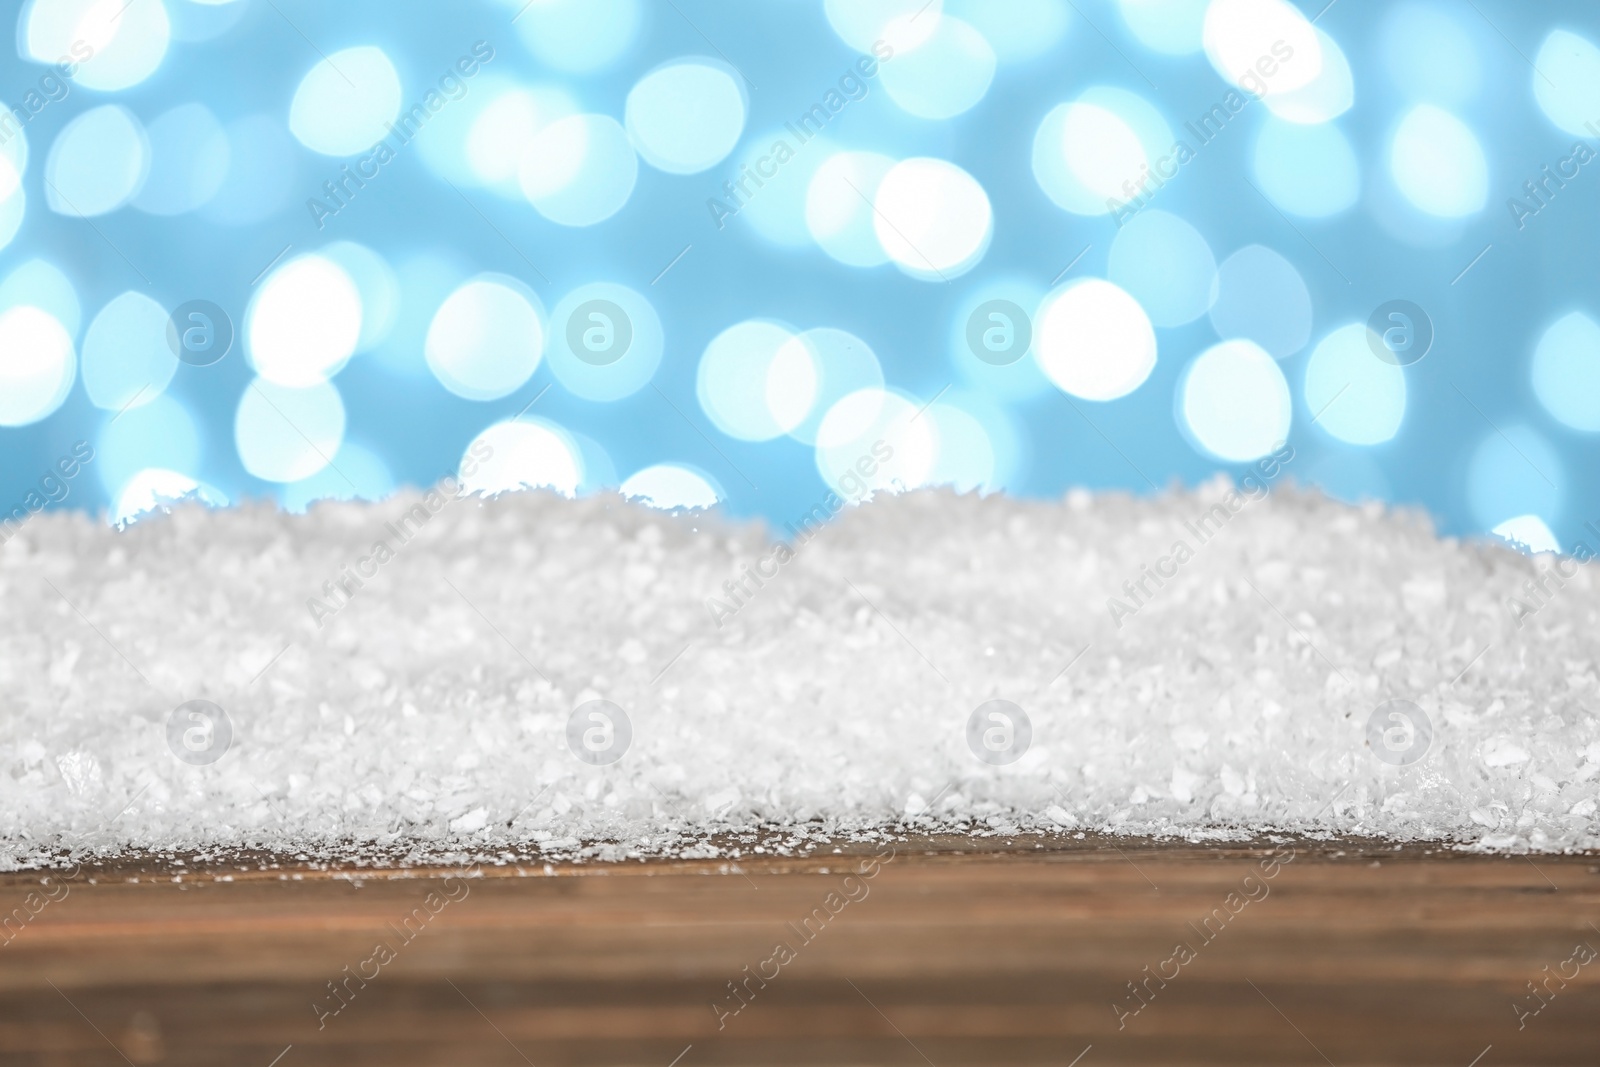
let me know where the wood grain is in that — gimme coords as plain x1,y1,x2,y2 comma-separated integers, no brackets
1,837,1597,1065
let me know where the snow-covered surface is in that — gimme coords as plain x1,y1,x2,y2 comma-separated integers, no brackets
3,482,1597,870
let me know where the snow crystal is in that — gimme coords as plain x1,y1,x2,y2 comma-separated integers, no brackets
2,480,1598,867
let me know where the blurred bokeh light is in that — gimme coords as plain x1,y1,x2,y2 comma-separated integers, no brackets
1,0,1597,556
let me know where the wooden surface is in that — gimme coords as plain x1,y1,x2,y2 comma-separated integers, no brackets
2,836,1598,1065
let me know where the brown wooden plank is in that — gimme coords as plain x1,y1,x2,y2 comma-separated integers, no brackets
1,838,1597,1065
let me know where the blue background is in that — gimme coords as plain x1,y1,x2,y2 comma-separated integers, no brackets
2,0,1597,547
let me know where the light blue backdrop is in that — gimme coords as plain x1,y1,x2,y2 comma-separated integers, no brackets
1,0,1597,553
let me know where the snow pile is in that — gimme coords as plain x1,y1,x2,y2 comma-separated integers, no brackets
2,482,1597,868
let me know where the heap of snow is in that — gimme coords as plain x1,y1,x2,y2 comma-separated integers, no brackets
3,481,1596,868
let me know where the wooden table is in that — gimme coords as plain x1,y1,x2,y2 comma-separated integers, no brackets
2,836,1597,1065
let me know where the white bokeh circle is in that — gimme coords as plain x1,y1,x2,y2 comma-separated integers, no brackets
248,254,364,387
625,59,747,174
1389,104,1487,218
425,275,545,402
459,418,582,496
806,150,895,267
0,306,76,427
45,105,149,217
83,291,177,411
1034,279,1157,401
815,388,937,498
872,157,992,280
698,320,817,442
1180,340,1292,462
518,114,638,227
1303,323,1407,446
881,16,996,119
289,46,402,157
235,379,347,483
25,0,172,92
1531,312,1600,432
621,464,722,510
